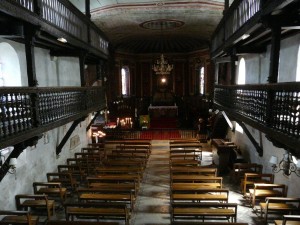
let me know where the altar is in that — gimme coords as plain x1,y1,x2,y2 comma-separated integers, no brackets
148,105,178,118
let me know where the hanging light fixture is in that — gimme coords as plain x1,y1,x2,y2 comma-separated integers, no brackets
152,17,173,75
153,54,173,75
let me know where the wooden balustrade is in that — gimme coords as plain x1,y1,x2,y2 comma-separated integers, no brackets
0,86,105,149
214,83,300,156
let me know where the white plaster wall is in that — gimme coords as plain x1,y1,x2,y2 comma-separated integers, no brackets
278,34,300,82
0,38,92,209
35,49,81,87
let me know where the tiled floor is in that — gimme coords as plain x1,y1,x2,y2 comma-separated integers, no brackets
46,140,277,225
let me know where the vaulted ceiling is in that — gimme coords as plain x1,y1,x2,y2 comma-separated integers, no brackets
69,0,226,53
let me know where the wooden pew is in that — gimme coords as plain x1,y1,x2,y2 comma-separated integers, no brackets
171,175,222,184
46,221,118,225
171,202,238,222
170,159,200,167
247,183,286,207
115,144,151,155
260,197,300,222
33,182,67,203
57,165,86,181
275,215,300,225
87,174,140,185
0,210,39,225
171,188,229,203
64,202,130,225
94,166,143,179
78,191,135,211
103,159,145,168
171,167,217,176
88,182,138,196
240,173,274,195
172,182,222,192
231,163,263,183
15,194,55,220
46,172,78,191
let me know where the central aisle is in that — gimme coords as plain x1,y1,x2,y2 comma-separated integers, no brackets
131,140,171,225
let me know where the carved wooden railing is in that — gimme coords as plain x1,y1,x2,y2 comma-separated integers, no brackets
211,0,287,57
0,86,106,149
214,83,300,155
1,0,109,55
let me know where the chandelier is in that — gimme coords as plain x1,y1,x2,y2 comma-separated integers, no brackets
152,54,173,75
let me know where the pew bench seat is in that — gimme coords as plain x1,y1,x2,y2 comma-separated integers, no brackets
171,202,237,222
0,210,39,225
260,197,300,222
65,203,130,225
15,195,55,220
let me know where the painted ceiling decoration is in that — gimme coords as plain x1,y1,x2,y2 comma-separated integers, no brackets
69,0,225,53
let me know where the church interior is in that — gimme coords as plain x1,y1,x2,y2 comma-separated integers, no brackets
0,0,300,224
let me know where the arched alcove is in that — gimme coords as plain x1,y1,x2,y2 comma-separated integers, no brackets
0,42,22,86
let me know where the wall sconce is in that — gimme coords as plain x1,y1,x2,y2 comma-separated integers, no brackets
269,153,300,177
8,158,17,174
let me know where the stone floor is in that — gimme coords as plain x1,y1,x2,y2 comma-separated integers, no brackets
43,140,280,225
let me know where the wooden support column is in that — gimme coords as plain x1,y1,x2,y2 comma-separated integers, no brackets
79,51,87,87
268,24,281,83
266,23,281,127
24,24,38,87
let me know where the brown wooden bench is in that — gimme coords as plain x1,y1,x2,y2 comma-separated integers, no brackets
171,188,229,203
172,182,222,192
231,163,263,183
46,172,78,191
57,165,86,181
115,144,151,155
15,194,55,220
171,202,238,222
94,166,143,180
260,197,300,222
78,192,135,211
87,174,140,185
240,173,274,195
171,175,222,184
0,210,39,225
170,159,200,167
171,167,218,176
46,221,118,225
247,183,286,207
64,202,130,225
275,215,300,225
33,182,67,203
88,182,138,195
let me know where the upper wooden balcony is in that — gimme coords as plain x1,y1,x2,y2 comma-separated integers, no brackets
0,0,109,61
214,83,300,157
211,0,299,59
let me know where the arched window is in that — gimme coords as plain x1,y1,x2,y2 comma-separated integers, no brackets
296,44,300,81
121,66,130,96
0,42,22,86
236,57,246,133
199,66,205,95
237,57,246,85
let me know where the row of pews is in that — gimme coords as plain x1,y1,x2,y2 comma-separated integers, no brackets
232,162,300,224
168,138,243,225
0,139,152,225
